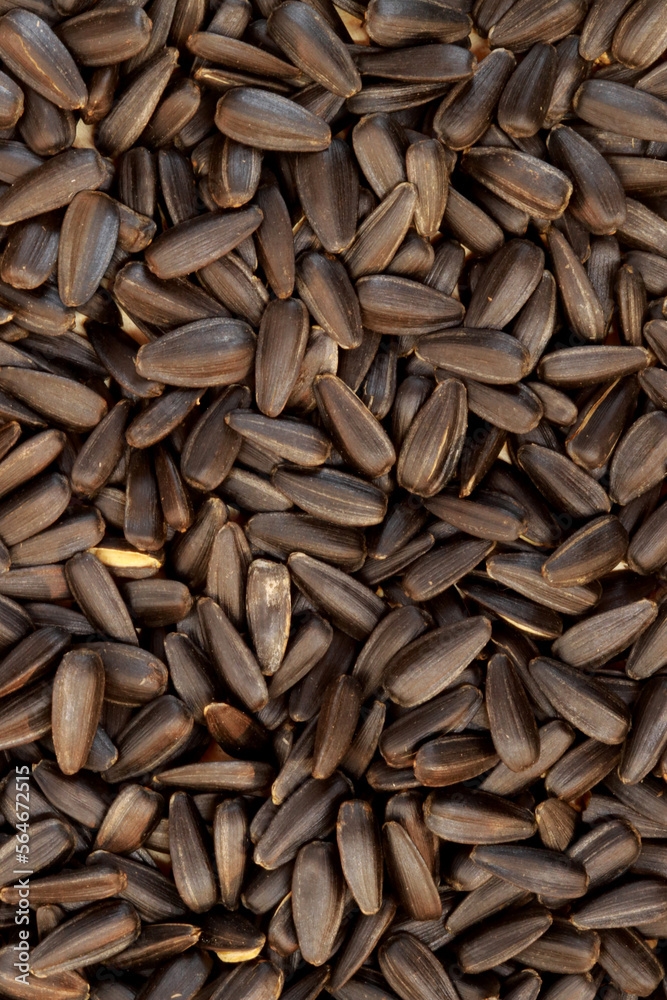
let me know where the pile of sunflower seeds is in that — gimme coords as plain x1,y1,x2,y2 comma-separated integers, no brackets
1,0,667,997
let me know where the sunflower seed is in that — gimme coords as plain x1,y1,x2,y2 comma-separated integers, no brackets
0,9,87,110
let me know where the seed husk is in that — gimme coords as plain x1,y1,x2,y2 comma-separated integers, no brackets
552,598,657,669
618,675,667,784
458,906,553,974
543,515,628,586
169,791,218,914
52,648,105,775
498,43,557,138
254,772,351,870
384,617,492,707
485,652,540,772
488,0,587,50
336,799,383,916
529,657,630,744
144,206,262,280
461,147,572,220
379,931,461,1000
296,251,362,349
434,47,516,151
96,48,179,157
287,551,385,639
597,928,664,997
215,87,331,152
471,844,588,898
0,9,87,111
487,551,600,615
95,784,163,854
199,595,268,712
136,317,255,387
30,900,141,976
342,181,417,281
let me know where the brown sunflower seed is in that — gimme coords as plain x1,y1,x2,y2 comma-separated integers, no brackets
384,617,491,707
535,798,578,852
254,772,350,869
356,273,463,336
414,733,498,787
288,551,385,640
199,595,268,712
1,211,60,288
379,931,460,1000
267,2,360,97
214,798,248,911
87,849,186,923
402,537,495,601
52,648,105,776
313,373,395,478
471,844,588,898
336,799,383,916
135,317,255,387
292,840,345,966
102,695,194,784
96,49,179,156
30,900,140,976
486,551,601,614
246,512,365,572
0,70,23,130
485,652,540,772
545,738,621,801
572,879,667,931
169,791,217,914
529,657,629,745
487,0,586,50
515,919,599,974
0,812,75,889
1,865,126,907
380,685,482,769
543,515,628,586
396,378,467,496
433,47,516,151
552,597,656,668
295,251,362,349
383,820,441,921
272,466,386,527
342,181,417,280
517,442,610,517
312,674,361,779
574,79,667,143
568,817,641,891
547,226,606,340
0,367,107,431
461,147,572,219
597,928,664,997
215,86,331,151
498,43,557,137
356,42,474,83
187,32,301,82
0,9,87,110
144,206,262,280
426,490,527,542
609,410,667,504
618,674,667,784
85,641,167,706
295,139,358,253
94,784,163,854
458,906,553,974
57,5,151,66
0,472,71,545
226,410,331,467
